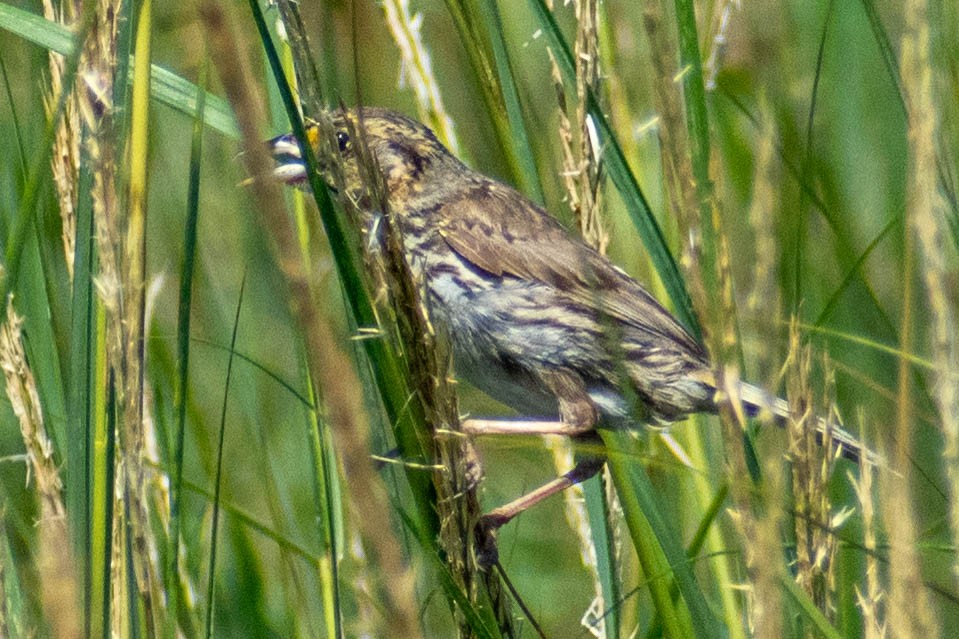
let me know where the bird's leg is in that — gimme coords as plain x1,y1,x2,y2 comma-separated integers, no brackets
473,370,605,566
460,418,591,437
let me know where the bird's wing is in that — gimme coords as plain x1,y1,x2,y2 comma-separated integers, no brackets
436,180,705,357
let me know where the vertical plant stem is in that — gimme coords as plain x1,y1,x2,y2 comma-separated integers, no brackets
884,0,946,635
169,54,207,637
901,0,959,588
204,273,246,638
0,302,80,638
123,0,162,632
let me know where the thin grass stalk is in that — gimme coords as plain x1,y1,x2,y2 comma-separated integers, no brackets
592,3,640,191
738,100,786,637
170,54,207,637
793,1,833,316
546,2,619,635
241,343,320,630
581,478,621,637
881,0,947,635
443,0,543,203
664,3,750,513
474,0,544,204
679,411,744,632
784,324,841,618
174,474,320,560
65,130,98,638
296,229,424,636
381,0,461,155
727,463,784,639
745,96,782,363
850,431,885,638
779,574,843,639
900,0,959,588
0,301,80,638
884,103,939,639
602,452,697,638
666,0,744,412
275,26,342,638
121,0,164,632
41,0,80,280
701,0,736,91
90,300,113,638
303,376,342,639
567,0,606,252
74,0,139,631
670,0,721,313
0,511,34,638
0,515,11,638
272,1,323,115
204,274,246,638
0,57,28,178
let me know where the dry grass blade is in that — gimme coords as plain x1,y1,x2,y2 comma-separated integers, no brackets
382,0,461,154
900,0,959,588
41,0,80,279
0,300,80,639
882,0,949,634
784,323,840,616
850,434,886,638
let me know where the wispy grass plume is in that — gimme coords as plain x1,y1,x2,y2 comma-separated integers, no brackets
547,2,619,635
382,0,461,154
900,0,959,587
0,300,80,638
41,0,80,279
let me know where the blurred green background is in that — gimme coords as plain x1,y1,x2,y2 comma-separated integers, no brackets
0,0,957,636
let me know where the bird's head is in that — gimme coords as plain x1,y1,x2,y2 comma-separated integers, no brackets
269,107,464,205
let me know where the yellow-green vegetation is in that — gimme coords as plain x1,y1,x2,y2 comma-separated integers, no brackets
0,0,956,637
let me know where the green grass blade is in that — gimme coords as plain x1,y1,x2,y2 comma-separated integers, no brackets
170,55,207,639
70,164,96,634
671,0,722,313
605,432,723,638
0,518,26,639
0,3,238,138
443,1,544,202
781,575,843,639
472,0,545,204
302,375,343,638
204,273,247,639
0,1,92,304
583,476,621,638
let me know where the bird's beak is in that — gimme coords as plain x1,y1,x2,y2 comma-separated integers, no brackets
268,132,309,186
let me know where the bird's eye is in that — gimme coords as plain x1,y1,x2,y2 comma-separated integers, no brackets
335,130,351,152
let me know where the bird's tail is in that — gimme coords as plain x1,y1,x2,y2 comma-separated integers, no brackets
732,380,875,464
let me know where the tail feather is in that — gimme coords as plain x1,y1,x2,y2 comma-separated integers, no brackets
734,381,875,464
